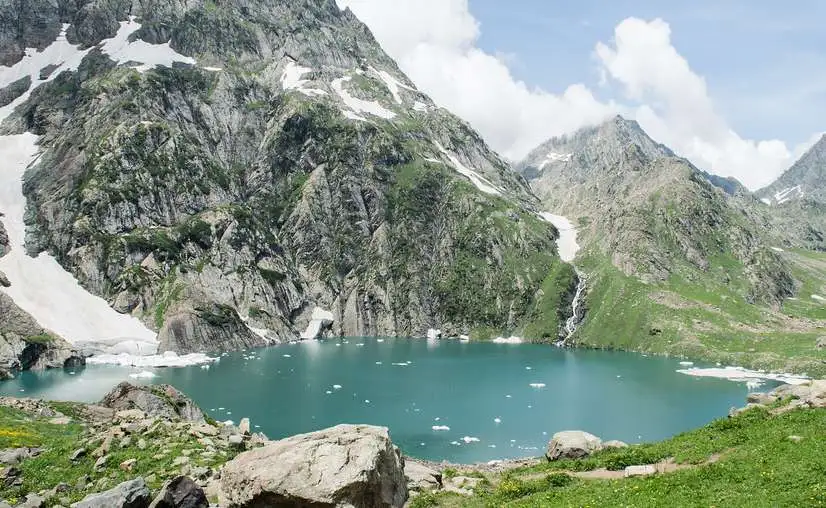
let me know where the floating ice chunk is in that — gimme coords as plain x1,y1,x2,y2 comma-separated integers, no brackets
426,329,442,340
326,390,332,394
525,366,532,370
529,383,546,389
505,395,512,398
494,418,501,424
677,366,810,385
377,339,385,343
333,385,343,390
493,336,523,344
128,371,156,379
462,436,480,443
87,352,216,368
450,441,461,446
432,425,450,431
679,361,694,366
365,400,370,404
375,361,383,365
459,335,470,342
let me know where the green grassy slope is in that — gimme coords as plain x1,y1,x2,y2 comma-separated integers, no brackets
414,405,826,507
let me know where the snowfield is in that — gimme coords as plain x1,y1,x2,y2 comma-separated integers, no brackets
538,213,580,262
0,20,227,361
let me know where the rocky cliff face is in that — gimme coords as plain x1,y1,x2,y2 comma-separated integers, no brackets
0,0,574,352
754,136,826,251
518,116,794,307
758,135,826,206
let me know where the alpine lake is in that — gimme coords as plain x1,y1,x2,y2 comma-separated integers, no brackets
0,338,753,464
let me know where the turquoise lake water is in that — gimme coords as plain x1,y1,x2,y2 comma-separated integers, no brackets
0,339,753,463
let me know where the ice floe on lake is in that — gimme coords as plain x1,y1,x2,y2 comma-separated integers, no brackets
677,366,810,385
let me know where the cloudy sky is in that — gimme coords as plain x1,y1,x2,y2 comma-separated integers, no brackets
337,0,825,190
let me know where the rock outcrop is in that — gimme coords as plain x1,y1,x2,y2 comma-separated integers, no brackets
100,383,206,423
220,424,407,507
148,476,208,508
0,292,85,373
404,460,442,493
71,477,151,508
0,217,8,258
546,430,603,461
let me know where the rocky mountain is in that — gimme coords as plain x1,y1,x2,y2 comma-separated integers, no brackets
0,0,577,355
517,115,793,307
758,135,826,206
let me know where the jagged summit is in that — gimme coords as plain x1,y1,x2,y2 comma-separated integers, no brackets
758,134,826,206
518,115,674,181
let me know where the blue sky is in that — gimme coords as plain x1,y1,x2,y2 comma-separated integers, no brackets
469,0,826,145
341,0,824,188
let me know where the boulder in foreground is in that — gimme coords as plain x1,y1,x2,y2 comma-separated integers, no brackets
546,430,603,461
71,477,150,508
220,424,407,507
100,382,206,423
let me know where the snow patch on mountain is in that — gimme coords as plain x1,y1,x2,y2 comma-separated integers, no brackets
332,76,396,119
774,185,803,205
538,213,580,262
433,141,502,196
280,61,327,97
0,23,157,348
100,16,196,73
539,152,573,169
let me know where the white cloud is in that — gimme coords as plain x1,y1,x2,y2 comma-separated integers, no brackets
337,2,818,189
595,17,815,190
336,0,615,160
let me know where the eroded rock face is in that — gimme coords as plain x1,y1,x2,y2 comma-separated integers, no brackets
220,424,407,508
100,382,206,423
404,460,442,492
157,304,266,354
0,293,84,371
546,430,603,461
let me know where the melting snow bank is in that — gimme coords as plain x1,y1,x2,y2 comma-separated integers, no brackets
493,336,523,344
677,366,810,386
100,17,195,72
87,351,217,368
280,61,326,97
300,307,335,340
538,213,580,262
332,76,396,119
0,24,157,347
433,141,502,196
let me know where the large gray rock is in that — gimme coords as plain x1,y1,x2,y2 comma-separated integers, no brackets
771,380,826,408
149,476,208,508
404,460,442,492
157,305,266,354
546,431,603,461
817,337,826,350
100,382,206,423
0,216,8,257
0,293,84,372
220,424,407,507
71,477,151,508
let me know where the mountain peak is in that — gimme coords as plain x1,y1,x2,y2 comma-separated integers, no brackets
758,132,826,206
516,115,674,181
